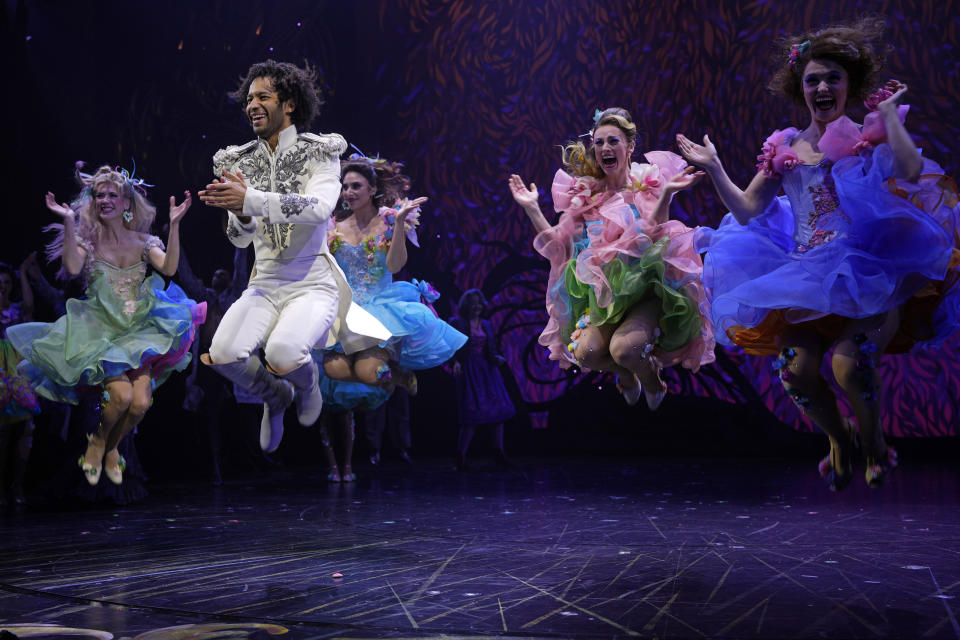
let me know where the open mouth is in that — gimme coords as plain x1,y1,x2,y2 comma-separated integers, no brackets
250,112,267,127
601,156,617,170
814,96,837,112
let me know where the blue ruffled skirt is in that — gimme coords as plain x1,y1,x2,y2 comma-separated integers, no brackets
696,146,960,354
365,281,467,369
313,281,466,412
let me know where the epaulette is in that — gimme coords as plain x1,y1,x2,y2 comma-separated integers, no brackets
212,139,259,176
298,132,348,158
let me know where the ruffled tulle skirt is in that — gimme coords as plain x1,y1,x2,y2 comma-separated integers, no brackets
312,280,466,412
540,232,716,372
8,274,206,404
695,147,960,355
363,281,467,370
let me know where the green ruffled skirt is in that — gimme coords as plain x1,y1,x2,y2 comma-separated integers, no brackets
559,239,702,353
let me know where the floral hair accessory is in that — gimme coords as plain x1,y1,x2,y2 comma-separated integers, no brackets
593,108,604,124
117,160,154,196
788,40,810,68
347,143,380,165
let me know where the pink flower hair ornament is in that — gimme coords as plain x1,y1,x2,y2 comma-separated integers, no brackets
788,40,810,69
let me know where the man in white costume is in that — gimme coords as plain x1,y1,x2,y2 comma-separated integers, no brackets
198,60,388,452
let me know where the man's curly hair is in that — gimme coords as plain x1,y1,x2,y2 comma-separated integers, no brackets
230,59,324,129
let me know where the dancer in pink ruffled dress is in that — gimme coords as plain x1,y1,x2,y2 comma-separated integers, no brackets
509,107,715,408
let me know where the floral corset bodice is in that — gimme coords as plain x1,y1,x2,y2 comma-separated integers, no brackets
329,236,392,305
88,260,151,321
571,204,643,256
781,160,852,253
755,115,911,255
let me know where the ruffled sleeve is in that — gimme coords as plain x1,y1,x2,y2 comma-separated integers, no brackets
627,151,688,224
73,233,96,280
141,235,165,263
860,106,909,148
378,206,421,248
532,169,599,272
817,109,910,163
756,128,801,178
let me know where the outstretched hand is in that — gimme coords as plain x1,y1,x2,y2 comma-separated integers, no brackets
169,190,193,226
508,174,539,208
395,196,428,227
44,192,75,220
664,166,706,195
676,134,719,170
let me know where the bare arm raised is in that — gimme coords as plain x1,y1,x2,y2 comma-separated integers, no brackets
508,174,551,234
385,197,428,274
876,83,923,181
649,167,705,226
45,192,86,276
147,191,192,276
676,134,781,225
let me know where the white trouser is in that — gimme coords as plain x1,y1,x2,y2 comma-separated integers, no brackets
210,257,339,374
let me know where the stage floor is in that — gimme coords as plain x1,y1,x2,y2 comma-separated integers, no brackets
1,457,958,639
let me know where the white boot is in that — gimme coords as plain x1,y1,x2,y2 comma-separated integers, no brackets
282,359,323,426
205,356,294,452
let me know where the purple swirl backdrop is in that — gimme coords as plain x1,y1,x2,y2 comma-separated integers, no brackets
7,0,959,438
370,0,960,436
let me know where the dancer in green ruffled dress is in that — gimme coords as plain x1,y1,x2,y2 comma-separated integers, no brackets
509,107,715,408
9,165,205,486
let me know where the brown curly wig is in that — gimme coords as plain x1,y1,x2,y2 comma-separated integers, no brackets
768,16,888,108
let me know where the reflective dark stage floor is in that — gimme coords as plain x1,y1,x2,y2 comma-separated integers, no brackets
1,458,959,639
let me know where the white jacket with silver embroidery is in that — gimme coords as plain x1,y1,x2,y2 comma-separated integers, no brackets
212,125,390,353
213,125,344,260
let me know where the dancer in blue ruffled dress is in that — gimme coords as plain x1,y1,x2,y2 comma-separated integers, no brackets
678,17,960,490
316,156,466,481
9,164,205,487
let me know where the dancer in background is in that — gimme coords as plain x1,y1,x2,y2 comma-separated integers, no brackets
0,258,40,505
198,59,389,454
510,107,714,409
678,17,960,489
177,244,249,484
449,289,515,471
9,164,204,487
